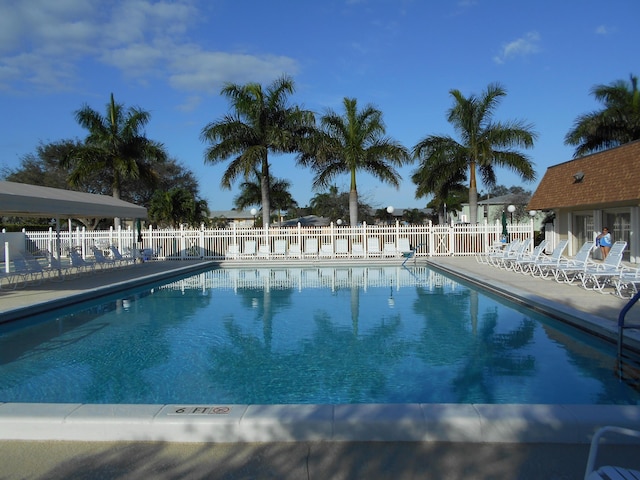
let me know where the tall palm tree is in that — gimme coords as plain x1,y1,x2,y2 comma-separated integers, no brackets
412,83,536,224
303,97,410,226
62,93,167,227
201,75,314,228
565,74,640,156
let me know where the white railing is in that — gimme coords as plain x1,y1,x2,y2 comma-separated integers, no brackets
18,220,535,260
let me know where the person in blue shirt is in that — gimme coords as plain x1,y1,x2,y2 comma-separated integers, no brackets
596,227,612,259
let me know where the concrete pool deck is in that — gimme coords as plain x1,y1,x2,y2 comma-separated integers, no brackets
2,257,640,479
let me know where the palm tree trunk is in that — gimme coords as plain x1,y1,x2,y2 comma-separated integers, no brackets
349,189,358,226
468,160,478,224
261,156,271,228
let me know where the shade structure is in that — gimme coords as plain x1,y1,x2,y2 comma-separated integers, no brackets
0,181,147,219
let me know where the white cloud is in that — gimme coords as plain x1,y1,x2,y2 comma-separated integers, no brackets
595,25,616,35
0,0,300,94
493,31,541,65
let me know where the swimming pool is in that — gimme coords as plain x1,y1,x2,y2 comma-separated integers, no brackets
0,265,638,405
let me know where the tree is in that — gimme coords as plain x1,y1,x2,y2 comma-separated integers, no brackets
233,168,298,224
565,74,640,156
412,83,537,224
62,93,167,227
201,75,315,228
303,97,410,226
149,187,209,228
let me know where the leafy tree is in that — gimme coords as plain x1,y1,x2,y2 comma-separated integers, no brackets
201,75,315,228
412,83,536,224
565,74,640,156
402,208,427,225
62,93,167,227
302,97,411,226
233,168,298,224
149,187,209,228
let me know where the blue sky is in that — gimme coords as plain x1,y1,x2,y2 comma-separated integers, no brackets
0,0,638,212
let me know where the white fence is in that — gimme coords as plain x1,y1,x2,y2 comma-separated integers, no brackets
18,220,535,260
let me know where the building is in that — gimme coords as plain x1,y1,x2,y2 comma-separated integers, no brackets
458,194,544,230
527,140,640,263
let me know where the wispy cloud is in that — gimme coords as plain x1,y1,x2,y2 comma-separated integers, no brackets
595,25,616,35
0,0,299,94
493,31,541,64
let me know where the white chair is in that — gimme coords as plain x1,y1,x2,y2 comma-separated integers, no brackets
288,242,301,258
319,243,334,258
367,237,381,257
383,242,397,257
241,240,257,259
352,243,365,258
273,239,287,258
584,426,640,479
335,238,349,257
551,241,598,284
257,243,270,259
304,238,318,258
225,243,240,260
529,240,569,278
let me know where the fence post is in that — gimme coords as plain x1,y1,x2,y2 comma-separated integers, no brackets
200,223,205,258
428,220,433,257
180,224,186,259
395,219,400,248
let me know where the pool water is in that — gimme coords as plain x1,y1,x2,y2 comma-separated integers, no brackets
0,265,638,405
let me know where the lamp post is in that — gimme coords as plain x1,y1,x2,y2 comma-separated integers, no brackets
250,208,257,227
507,204,516,224
336,219,343,226
386,205,394,225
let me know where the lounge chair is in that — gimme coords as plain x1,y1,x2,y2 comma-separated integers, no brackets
304,238,318,258
288,242,301,258
584,426,640,479
486,239,521,267
12,254,44,286
550,241,598,284
273,239,287,258
367,237,381,257
580,241,627,292
241,240,257,259
257,243,270,259
319,243,334,258
529,240,569,278
225,244,240,260
383,242,398,257
351,242,365,258
497,238,532,270
109,246,136,266
69,250,96,274
612,266,640,297
335,238,349,257
91,246,116,270
397,238,413,256
511,240,548,274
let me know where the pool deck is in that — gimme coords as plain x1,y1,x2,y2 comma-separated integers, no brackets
2,257,640,479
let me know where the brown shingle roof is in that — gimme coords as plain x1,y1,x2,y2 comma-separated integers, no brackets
527,140,640,210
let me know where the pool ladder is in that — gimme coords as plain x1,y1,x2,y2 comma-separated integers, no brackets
617,290,640,388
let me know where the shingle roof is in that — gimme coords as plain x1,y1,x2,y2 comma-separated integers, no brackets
527,140,640,210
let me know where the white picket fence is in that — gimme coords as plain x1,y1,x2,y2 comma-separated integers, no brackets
21,220,535,260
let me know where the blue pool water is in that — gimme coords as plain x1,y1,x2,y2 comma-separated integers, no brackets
0,265,638,405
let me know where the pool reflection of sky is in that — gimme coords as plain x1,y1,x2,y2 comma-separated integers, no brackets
0,266,638,405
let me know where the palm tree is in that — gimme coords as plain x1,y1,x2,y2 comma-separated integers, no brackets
234,169,297,214
302,97,410,226
200,75,314,228
565,74,640,156
62,93,167,227
149,187,209,228
412,83,536,225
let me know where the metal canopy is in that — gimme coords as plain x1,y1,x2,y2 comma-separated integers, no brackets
0,181,147,219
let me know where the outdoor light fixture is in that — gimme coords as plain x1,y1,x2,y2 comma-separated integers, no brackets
336,219,343,226
386,205,394,225
529,210,537,217
250,207,257,227
507,204,516,224
573,171,585,182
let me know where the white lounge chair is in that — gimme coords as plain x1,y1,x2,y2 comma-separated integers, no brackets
352,242,365,258
109,246,136,266
257,243,270,259
580,241,627,292
584,426,640,480
613,267,640,298
319,243,334,258
304,238,318,258
486,239,521,267
383,242,398,257
91,246,116,270
497,238,532,270
551,241,598,284
225,243,240,260
288,242,301,258
273,239,287,258
397,238,412,255
529,240,569,278
241,240,257,259
511,240,548,274
335,238,349,257
367,237,381,257
69,250,96,274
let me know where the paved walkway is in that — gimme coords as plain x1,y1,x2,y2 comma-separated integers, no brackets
2,257,640,479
